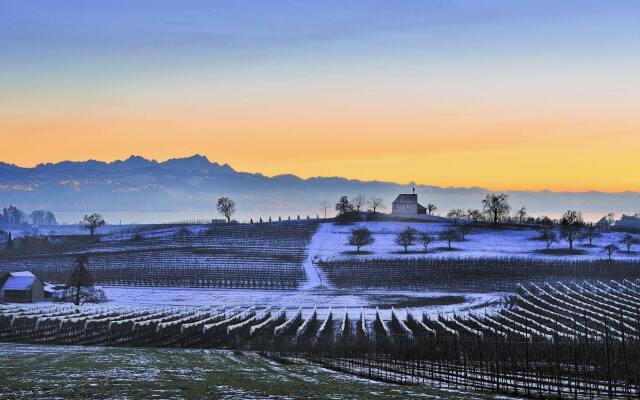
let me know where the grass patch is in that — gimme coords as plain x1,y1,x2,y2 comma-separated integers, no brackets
0,343,479,399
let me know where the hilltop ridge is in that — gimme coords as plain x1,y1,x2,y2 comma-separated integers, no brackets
0,155,638,218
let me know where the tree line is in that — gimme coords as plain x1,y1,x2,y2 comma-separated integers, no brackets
0,205,57,226
447,194,639,257
0,212,106,253
348,225,467,254
333,195,386,215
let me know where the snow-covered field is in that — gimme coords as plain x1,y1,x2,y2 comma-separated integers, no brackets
100,286,505,320
6,220,637,320
8,286,504,322
100,224,211,242
313,221,637,261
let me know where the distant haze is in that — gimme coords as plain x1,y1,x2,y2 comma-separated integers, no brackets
0,155,637,224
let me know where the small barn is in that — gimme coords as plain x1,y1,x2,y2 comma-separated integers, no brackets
0,271,44,303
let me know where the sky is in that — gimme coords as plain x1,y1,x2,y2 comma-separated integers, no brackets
1,0,639,192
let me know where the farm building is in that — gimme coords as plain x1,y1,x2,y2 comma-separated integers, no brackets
616,214,640,229
0,271,44,303
391,188,426,216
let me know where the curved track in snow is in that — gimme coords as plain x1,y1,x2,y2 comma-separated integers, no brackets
301,223,333,289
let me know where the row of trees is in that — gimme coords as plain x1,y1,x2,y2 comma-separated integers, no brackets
211,195,373,224
0,213,106,252
443,193,602,228
219,196,328,224
442,194,640,258
346,212,639,259
348,226,468,253
0,205,57,226
448,193,534,225
535,210,639,258
333,195,386,216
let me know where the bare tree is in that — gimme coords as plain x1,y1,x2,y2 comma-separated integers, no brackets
536,215,554,226
216,197,236,223
1,205,26,225
426,203,437,216
539,226,558,249
604,212,616,230
368,197,385,213
602,244,619,261
67,256,106,305
516,206,528,224
619,234,639,253
482,193,511,225
395,227,417,253
82,213,105,237
45,211,58,225
418,232,434,253
582,223,601,247
335,196,353,215
447,209,465,225
5,231,13,251
559,210,584,251
320,200,330,219
351,195,366,212
467,209,483,224
30,210,47,225
439,228,460,250
458,224,472,240
348,227,374,252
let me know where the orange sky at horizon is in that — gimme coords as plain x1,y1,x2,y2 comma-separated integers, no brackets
2,1,639,193
2,100,639,193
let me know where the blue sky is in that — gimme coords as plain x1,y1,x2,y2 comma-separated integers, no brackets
1,1,639,191
3,1,638,82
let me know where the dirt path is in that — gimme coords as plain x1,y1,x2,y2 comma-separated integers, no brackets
301,222,333,289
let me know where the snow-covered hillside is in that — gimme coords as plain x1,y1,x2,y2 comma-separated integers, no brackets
314,221,637,261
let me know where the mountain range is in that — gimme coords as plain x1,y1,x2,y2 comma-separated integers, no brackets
0,155,638,223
